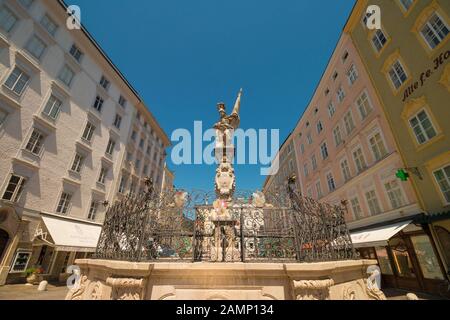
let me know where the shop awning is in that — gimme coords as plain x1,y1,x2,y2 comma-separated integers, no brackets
40,216,102,252
350,220,412,248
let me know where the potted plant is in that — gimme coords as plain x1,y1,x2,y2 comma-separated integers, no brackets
25,267,45,285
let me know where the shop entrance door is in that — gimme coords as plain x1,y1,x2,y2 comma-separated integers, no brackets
388,236,422,291
0,229,9,262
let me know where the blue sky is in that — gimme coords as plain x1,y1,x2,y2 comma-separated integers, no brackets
71,0,356,192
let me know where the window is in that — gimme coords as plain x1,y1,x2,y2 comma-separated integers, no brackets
388,60,408,90
409,110,437,144
311,155,317,171
56,192,72,214
2,174,26,202
356,92,373,120
420,12,449,49
119,95,127,108
385,180,405,209
82,122,95,142
40,14,58,36
341,159,351,182
320,142,329,160
71,153,84,173
131,130,137,141
307,133,313,145
4,67,30,95
92,96,104,112
303,163,309,177
399,0,414,11
328,102,336,118
98,167,107,184
58,64,75,87
0,6,18,32
113,114,122,129
325,88,330,96
371,29,388,52
106,139,116,156
19,0,34,8
316,181,322,199
42,95,62,120
337,86,345,103
146,144,152,155
344,111,355,135
369,133,388,161
25,35,47,60
69,44,84,62
143,164,149,175
326,173,336,192
350,197,363,220
353,148,367,173
332,71,338,81
433,165,450,203
316,121,323,134
0,109,7,127
333,126,343,147
88,201,98,220
139,138,145,149
100,75,110,90
342,51,349,63
119,176,127,193
25,129,45,155
366,190,381,215
10,251,31,273
347,64,358,85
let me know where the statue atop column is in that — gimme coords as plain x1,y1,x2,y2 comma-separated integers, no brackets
213,89,242,202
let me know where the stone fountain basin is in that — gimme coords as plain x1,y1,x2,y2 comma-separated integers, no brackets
66,259,384,300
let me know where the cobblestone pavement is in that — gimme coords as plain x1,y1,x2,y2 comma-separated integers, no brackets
0,284,445,300
0,284,69,300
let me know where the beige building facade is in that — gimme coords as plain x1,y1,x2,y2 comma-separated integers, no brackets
0,0,169,285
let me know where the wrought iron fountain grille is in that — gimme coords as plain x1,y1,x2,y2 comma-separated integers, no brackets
95,187,357,263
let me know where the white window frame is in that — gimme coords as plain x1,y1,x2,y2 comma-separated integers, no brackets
25,34,47,60
352,146,367,174
2,174,26,203
432,165,450,205
388,59,408,90
98,167,108,185
350,197,363,220
368,130,388,162
347,64,358,85
364,188,382,216
420,12,449,50
42,94,63,120
81,122,95,142
106,139,116,156
25,129,45,156
340,158,351,182
333,125,342,147
337,86,345,103
356,90,373,120
320,142,329,160
9,250,32,273
0,108,8,128
56,192,72,215
344,110,356,135
70,152,84,174
40,13,58,36
58,64,75,87
384,179,407,210
371,29,388,53
87,200,99,221
0,5,18,33
4,66,31,96
408,109,437,145
326,172,336,192
328,101,336,118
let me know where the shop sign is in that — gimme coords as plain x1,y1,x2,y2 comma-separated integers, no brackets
402,50,450,102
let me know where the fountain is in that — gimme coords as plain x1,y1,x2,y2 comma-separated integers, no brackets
66,91,385,300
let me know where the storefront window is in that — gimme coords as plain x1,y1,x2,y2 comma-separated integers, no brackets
375,247,393,275
358,248,377,259
411,235,444,280
389,237,416,278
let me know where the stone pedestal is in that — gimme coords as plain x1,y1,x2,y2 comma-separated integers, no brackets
66,259,386,300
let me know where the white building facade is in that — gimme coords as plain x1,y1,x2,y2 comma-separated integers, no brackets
0,0,170,285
